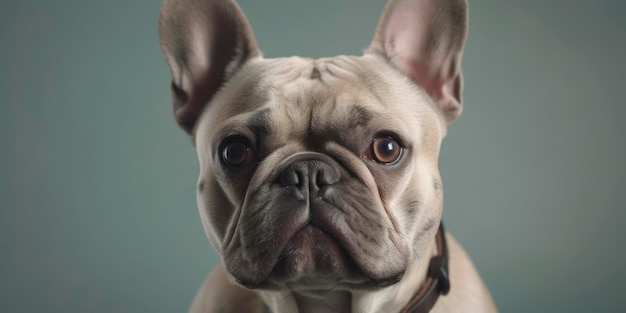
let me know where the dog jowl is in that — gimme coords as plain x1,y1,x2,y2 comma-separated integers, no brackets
159,0,497,312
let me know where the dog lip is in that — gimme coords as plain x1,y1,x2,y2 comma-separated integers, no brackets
268,219,356,272
232,276,263,289
304,217,381,281
274,219,405,288
369,271,405,288
308,199,409,285
308,218,330,234
231,210,406,290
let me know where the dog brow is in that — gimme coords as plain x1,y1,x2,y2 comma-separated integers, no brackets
247,108,273,136
340,105,374,128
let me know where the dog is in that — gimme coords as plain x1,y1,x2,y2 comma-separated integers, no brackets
158,0,497,312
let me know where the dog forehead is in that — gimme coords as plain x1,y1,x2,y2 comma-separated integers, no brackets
197,54,442,146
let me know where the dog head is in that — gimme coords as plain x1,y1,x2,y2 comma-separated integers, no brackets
159,0,467,291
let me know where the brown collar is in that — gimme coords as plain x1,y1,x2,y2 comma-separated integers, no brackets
400,223,450,313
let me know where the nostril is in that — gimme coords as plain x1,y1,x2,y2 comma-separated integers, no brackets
315,167,340,187
316,171,325,186
277,158,341,190
315,170,329,186
279,169,300,187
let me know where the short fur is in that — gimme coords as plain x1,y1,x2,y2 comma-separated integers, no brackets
158,0,497,312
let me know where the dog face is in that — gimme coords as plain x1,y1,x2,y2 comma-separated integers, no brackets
159,0,467,291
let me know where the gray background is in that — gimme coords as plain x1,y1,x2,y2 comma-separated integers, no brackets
1,0,625,312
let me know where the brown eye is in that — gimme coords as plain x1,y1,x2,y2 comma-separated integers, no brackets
371,137,403,164
222,139,254,166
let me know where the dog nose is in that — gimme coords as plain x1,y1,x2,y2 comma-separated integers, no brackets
278,159,340,191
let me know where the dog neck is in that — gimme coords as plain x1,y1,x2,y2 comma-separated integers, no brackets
257,235,439,313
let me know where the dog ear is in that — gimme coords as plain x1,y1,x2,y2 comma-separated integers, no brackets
159,0,260,134
369,0,468,124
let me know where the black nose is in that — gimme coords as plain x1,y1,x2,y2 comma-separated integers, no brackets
278,159,340,192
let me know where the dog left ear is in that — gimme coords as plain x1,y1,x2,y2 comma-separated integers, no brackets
158,0,260,134
368,0,468,125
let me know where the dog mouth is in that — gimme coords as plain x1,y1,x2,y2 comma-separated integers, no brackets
284,220,346,262
245,214,404,290
264,218,367,287
226,188,409,290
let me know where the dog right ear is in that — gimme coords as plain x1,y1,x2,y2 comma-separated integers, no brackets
159,0,260,134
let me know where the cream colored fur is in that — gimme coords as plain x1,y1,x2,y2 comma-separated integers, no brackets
158,0,498,312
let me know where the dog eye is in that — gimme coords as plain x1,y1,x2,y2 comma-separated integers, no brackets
221,137,254,166
370,137,403,164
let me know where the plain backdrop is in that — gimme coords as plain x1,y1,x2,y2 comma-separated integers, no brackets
1,0,625,312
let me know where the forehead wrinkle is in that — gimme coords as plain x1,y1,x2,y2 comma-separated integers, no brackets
309,90,338,133
320,56,394,106
259,91,316,145
328,104,375,131
261,57,314,82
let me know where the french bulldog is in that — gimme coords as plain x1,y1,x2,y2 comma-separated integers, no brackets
159,0,497,312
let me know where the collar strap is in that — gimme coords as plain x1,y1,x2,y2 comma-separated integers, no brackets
400,223,450,313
